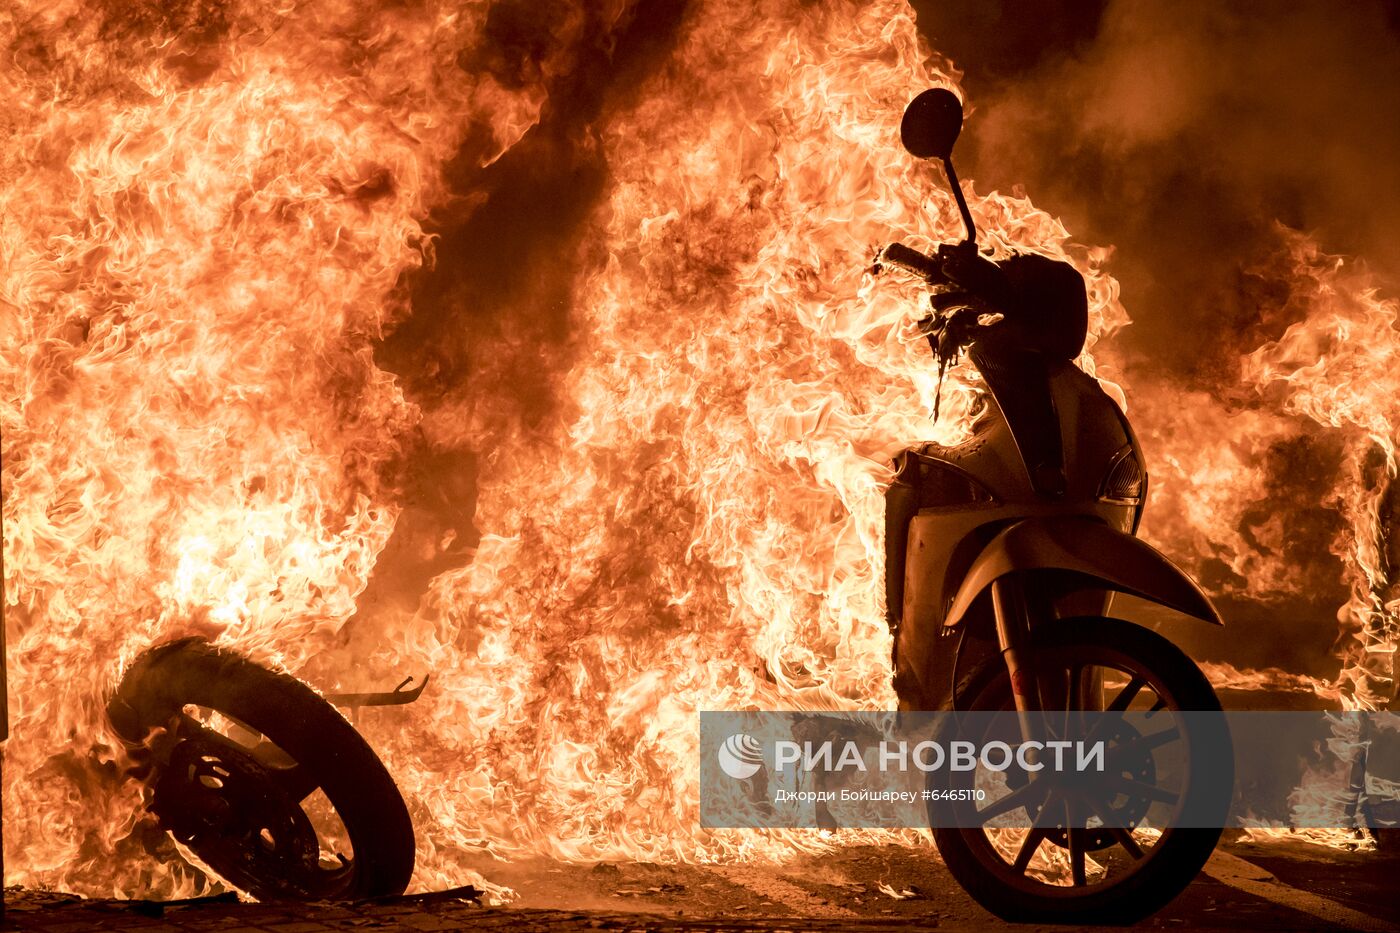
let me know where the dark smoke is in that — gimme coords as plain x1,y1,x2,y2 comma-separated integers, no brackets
914,0,1400,378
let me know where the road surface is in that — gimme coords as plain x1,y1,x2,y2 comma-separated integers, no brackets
3,832,1395,931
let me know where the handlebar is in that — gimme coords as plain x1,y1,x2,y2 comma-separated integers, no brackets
878,242,946,283
878,240,1008,305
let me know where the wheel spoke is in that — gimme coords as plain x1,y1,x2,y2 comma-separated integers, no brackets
1012,827,1050,874
1078,672,1148,748
974,778,1050,823
1069,826,1088,886
1107,675,1146,712
1057,793,1088,887
1077,788,1148,862
1064,663,1087,741
1084,705,1177,764
1111,826,1145,860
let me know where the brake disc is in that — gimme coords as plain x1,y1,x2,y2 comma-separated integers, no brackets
151,729,348,898
1045,719,1156,852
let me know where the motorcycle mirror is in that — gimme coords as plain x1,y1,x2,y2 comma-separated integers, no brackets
901,87,977,245
900,88,963,161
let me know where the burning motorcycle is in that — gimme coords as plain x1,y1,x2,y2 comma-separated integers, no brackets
876,89,1234,923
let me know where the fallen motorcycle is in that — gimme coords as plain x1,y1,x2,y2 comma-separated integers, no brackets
877,88,1234,923
107,637,423,900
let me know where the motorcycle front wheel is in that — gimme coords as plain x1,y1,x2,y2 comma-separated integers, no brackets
107,637,416,900
930,617,1232,925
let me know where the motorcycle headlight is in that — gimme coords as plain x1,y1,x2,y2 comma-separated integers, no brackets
1099,444,1145,503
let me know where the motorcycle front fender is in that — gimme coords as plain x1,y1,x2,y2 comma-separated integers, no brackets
943,516,1222,628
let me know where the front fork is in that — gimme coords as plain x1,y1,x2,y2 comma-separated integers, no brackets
992,576,1110,839
991,575,1103,714
990,576,1043,744
992,575,1064,827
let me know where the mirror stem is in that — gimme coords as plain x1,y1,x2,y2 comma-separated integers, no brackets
942,157,977,245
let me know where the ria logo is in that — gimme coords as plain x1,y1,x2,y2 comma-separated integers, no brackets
717,733,764,779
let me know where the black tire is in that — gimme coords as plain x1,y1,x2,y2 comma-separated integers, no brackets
931,618,1231,924
107,637,415,900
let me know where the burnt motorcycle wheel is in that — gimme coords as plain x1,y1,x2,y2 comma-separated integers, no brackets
929,618,1232,924
107,637,415,900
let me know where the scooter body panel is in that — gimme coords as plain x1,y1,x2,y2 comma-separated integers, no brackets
887,358,1214,711
943,516,1223,630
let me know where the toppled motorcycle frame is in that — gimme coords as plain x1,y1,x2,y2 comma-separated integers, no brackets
877,88,1233,924
107,638,424,900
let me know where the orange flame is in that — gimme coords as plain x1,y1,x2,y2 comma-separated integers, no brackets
1,0,1134,894
2,0,556,894
1242,229,1400,713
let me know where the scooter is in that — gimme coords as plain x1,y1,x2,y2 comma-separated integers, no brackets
876,88,1234,923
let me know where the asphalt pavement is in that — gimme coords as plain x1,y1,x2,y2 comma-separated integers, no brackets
3,832,1395,932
